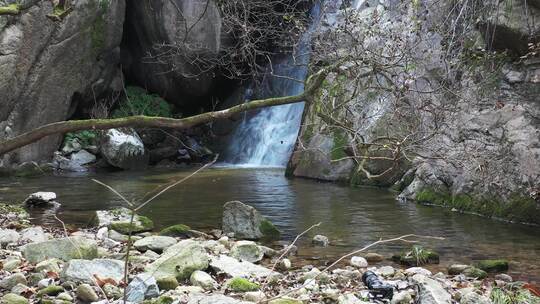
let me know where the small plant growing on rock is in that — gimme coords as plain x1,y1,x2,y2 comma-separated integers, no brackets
112,86,172,118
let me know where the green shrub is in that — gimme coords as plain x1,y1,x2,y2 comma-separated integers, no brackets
112,86,172,118
64,130,98,147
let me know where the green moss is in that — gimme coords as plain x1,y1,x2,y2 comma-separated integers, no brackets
1,293,28,304
462,266,488,279
475,259,509,273
156,276,179,291
330,130,348,161
227,278,260,292
112,86,172,118
138,215,154,230
0,4,20,15
64,130,98,147
259,219,280,240
144,296,174,304
90,14,106,55
159,224,191,237
415,188,540,225
37,286,64,297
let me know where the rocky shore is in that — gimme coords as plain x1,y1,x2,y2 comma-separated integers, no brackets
0,199,538,304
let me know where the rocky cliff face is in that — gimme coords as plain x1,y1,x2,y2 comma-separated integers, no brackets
0,0,125,166
289,0,540,223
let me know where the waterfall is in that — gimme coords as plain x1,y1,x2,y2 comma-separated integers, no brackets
223,2,326,167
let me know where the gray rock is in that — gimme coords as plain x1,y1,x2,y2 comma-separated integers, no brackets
95,207,153,233
23,192,57,206
350,256,368,268
20,226,47,243
190,270,218,291
405,267,432,276
187,294,252,304
377,266,395,277
9,283,29,295
76,284,99,303
0,273,26,290
365,253,384,263
494,273,513,282
22,236,97,263
222,201,280,240
230,241,264,263
391,291,413,304
411,274,451,304
53,152,86,172
312,235,329,247
2,259,21,272
461,292,491,304
210,254,277,279
125,273,160,303
61,259,124,284
35,258,62,273
134,236,177,253
100,128,148,170
145,240,209,280
0,229,20,246
1,293,28,304
70,149,96,166
448,264,469,275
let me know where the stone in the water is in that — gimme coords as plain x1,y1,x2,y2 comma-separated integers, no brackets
0,273,27,290
462,267,488,279
23,192,57,206
22,237,97,263
230,241,264,263
365,252,384,262
190,270,218,291
145,240,209,280
100,128,149,170
126,273,160,303
494,273,513,282
474,259,509,273
134,236,177,253
76,284,99,303
1,293,29,304
222,201,280,240
95,207,154,234
70,149,96,166
447,264,469,275
210,254,277,279
312,235,329,247
350,256,368,268
61,259,124,284
19,226,47,243
411,274,451,304
0,229,20,246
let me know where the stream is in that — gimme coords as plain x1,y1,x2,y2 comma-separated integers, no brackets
1,167,539,283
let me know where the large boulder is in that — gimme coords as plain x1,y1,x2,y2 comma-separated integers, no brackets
222,201,280,240
123,0,224,106
62,259,124,284
100,128,149,170
22,236,98,263
0,0,125,166
145,240,209,280
411,274,451,304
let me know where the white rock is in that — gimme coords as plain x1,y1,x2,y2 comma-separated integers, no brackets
210,255,277,279
377,266,395,276
230,240,264,263
405,267,432,276
0,229,20,245
70,149,96,165
190,270,218,291
243,291,266,302
312,234,329,247
61,259,124,284
350,256,368,268
20,227,47,243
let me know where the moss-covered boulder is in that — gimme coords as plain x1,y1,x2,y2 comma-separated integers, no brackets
226,277,260,292
95,207,154,234
392,246,439,266
156,276,179,291
145,240,209,280
475,259,509,273
1,293,29,304
22,237,97,263
159,224,190,237
462,266,488,279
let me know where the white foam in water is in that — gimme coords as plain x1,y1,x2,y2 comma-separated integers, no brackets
224,2,326,167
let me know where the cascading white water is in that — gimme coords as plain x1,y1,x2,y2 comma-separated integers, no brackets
224,2,327,167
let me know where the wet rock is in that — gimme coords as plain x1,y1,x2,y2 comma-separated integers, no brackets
100,128,149,170
23,192,57,207
1,293,28,304
76,284,99,302
350,256,368,268
95,207,154,234
62,259,124,284
0,229,20,246
134,236,177,253
475,259,509,273
70,149,96,166
145,240,209,280
222,201,280,240
126,273,160,303
447,264,469,275
411,274,451,304
230,241,264,263
210,254,277,279
0,273,26,290
20,226,47,243
462,267,488,279
190,270,218,291
22,236,97,263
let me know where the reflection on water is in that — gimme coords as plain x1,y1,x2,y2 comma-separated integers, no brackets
0,167,539,282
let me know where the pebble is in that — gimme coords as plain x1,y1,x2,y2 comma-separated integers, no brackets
350,256,368,268
76,284,99,302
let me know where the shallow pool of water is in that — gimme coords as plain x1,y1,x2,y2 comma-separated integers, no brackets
1,167,539,283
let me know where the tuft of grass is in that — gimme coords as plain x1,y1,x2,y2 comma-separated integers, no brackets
491,285,540,304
